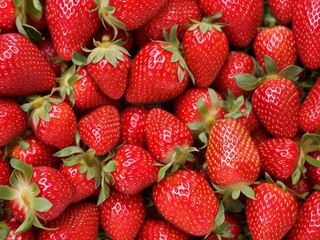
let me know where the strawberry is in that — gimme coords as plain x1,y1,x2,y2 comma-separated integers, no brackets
257,138,300,181
152,169,220,236
125,26,192,104
134,0,202,48
137,219,192,240
0,0,17,32
119,105,149,148
236,56,302,139
38,202,99,240
145,108,196,180
78,105,120,156
250,126,272,147
0,158,75,234
305,152,320,188
8,133,61,168
246,181,298,240
0,218,36,240
292,0,320,70
0,150,10,186
213,51,254,98
0,97,27,147
98,190,145,240
199,0,264,47
268,0,294,25
285,191,320,239
21,95,77,150
182,13,229,88
299,77,320,133
206,214,241,240
0,33,56,96
45,0,100,61
253,25,297,71
206,118,260,199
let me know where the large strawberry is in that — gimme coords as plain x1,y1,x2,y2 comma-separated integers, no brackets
152,169,220,236
268,0,294,25
206,118,260,200
0,158,75,234
182,13,228,87
45,0,100,61
246,181,298,239
125,26,192,104
0,33,56,96
199,0,264,47
292,0,320,70
0,97,28,147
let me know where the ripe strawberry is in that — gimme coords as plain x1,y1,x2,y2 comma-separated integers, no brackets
206,118,260,199
206,214,241,240
257,138,300,181
253,25,297,71
119,105,149,148
38,202,99,240
125,26,192,104
1,218,36,240
299,77,320,133
152,169,219,236
137,219,192,240
236,56,302,138
21,95,77,150
199,0,264,47
134,0,202,48
246,181,298,239
268,0,294,25
45,0,100,61
305,152,320,188
78,105,120,156
0,150,10,186
0,0,17,32
292,0,320,70
0,33,56,96
213,51,254,98
250,126,272,147
0,97,27,147
285,191,320,239
0,158,75,234
98,190,145,240
182,13,229,87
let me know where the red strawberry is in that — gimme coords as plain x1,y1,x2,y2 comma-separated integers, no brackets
45,0,100,61
305,152,320,188
152,169,219,236
21,95,77,150
268,0,294,25
78,105,120,156
98,190,145,240
199,0,264,47
0,33,56,96
246,181,298,239
137,219,192,240
1,218,36,240
0,0,17,32
38,202,99,240
0,158,75,234
292,0,320,70
134,0,202,48
119,105,149,148
299,77,320,133
182,13,229,87
250,126,272,147
206,214,241,240
206,118,260,199
257,138,300,181
285,191,320,240
213,51,254,98
0,150,10,186
125,26,192,104
0,97,27,147
253,25,297,71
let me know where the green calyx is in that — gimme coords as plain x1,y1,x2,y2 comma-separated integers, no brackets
265,172,288,192
0,158,54,234
187,12,227,34
97,159,116,206
212,183,256,201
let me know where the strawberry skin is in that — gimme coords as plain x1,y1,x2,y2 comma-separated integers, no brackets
152,169,219,236
0,0,17,32
0,33,56,96
246,182,298,239
0,151,11,186
268,0,294,25
292,0,320,70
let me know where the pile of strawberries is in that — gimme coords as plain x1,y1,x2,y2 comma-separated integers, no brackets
1,0,320,239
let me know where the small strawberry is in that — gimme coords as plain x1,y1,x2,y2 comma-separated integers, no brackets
98,190,145,240
292,0,320,70
246,180,298,239
0,150,11,186
199,0,264,47
152,169,220,236
0,218,36,240
250,126,272,147
268,0,294,25
0,97,28,147
305,152,320,188
0,0,17,32
37,202,99,240
78,105,120,156
206,214,241,240
0,33,56,96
